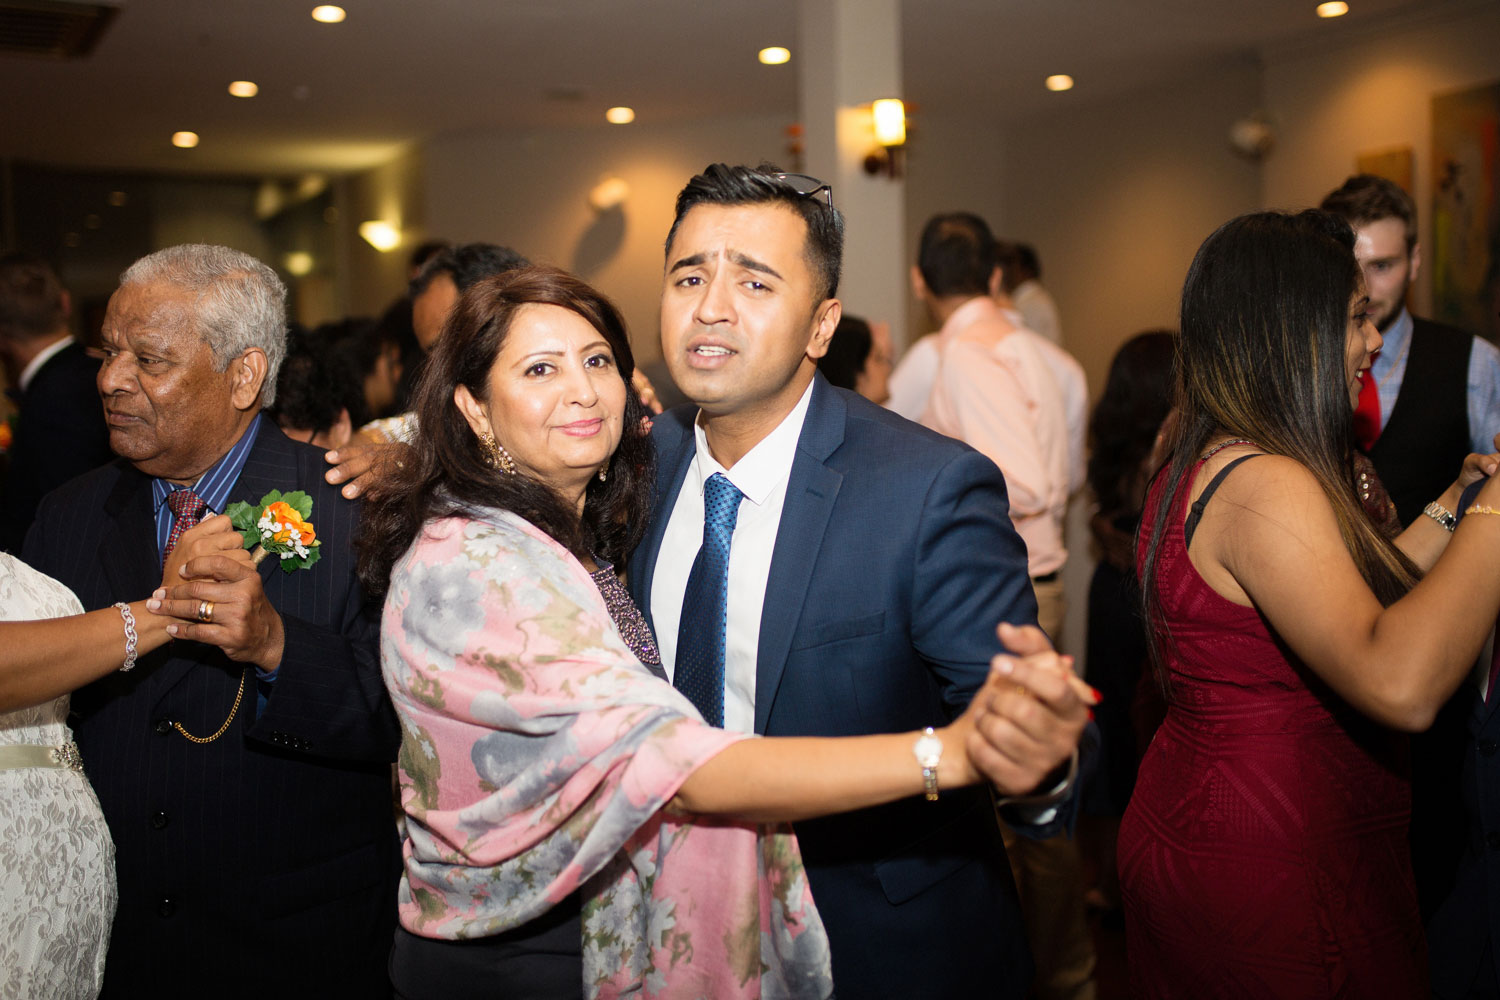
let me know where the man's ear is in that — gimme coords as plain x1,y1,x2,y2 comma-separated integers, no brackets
805,298,843,361
910,265,929,301
231,348,269,410
1409,241,1422,287
988,266,1004,298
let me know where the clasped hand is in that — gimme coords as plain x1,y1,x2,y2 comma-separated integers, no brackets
945,623,1096,798
148,513,286,674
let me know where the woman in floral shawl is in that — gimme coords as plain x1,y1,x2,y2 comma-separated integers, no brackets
359,265,1023,1000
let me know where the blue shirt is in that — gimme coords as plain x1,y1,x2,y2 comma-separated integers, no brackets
152,415,264,557
1370,309,1500,454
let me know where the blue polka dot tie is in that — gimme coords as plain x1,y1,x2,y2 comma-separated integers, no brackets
674,472,744,727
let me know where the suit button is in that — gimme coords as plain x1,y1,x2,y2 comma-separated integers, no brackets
1487,832,1500,851
150,811,168,829
158,899,175,917
154,719,172,735
1482,741,1498,756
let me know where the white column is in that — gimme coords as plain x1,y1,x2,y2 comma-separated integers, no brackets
798,0,907,350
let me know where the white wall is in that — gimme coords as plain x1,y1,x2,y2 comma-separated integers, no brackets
421,115,793,364
901,110,1008,347
989,57,1264,663
335,145,426,319
997,57,1264,395
1261,0,1500,320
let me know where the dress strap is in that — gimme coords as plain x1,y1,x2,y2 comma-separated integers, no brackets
1185,454,1264,550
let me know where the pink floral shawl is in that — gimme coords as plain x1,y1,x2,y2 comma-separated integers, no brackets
382,510,832,998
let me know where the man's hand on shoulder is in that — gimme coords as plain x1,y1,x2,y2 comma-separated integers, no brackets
324,440,405,499
966,623,1095,797
150,553,285,675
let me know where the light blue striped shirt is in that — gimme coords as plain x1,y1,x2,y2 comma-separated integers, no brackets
151,414,265,559
1370,309,1500,453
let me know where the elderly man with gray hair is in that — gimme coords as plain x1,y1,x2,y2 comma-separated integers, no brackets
23,244,400,995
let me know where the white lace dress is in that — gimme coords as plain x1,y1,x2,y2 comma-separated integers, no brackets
0,554,116,998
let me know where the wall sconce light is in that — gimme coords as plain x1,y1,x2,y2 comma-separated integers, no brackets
358,220,401,252
863,98,907,178
588,176,630,212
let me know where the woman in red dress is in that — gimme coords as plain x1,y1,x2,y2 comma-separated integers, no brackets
1119,210,1500,998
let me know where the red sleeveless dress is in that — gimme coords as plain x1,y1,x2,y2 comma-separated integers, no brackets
1117,457,1426,998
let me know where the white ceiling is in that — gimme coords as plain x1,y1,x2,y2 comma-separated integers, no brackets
0,0,1449,178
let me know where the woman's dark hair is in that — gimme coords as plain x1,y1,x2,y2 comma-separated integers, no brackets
1087,330,1176,517
1140,209,1419,686
358,265,654,596
816,315,873,391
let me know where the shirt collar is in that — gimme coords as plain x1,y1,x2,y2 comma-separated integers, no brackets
17,336,75,393
690,378,816,507
939,295,1005,343
151,413,265,515
1373,307,1414,374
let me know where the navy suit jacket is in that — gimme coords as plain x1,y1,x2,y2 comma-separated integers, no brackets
1430,479,1500,997
23,418,400,996
1429,687,1500,999
1,341,113,552
629,375,1045,998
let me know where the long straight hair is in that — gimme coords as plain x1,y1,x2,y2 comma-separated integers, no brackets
1140,210,1419,685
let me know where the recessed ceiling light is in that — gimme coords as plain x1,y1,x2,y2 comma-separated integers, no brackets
311,5,346,23
171,131,199,148
1045,74,1074,92
605,106,635,124
759,46,791,65
1316,1,1348,16
228,80,258,98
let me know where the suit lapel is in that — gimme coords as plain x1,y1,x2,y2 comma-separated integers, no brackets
227,420,300,591
754,377,845,733
99,464,165,607
631,413,696,636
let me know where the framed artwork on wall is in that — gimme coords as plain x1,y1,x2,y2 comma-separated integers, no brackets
1431,80,1500,345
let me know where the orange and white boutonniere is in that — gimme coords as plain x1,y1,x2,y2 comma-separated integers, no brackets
226,490,321,573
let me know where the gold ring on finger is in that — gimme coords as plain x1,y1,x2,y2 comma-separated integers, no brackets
198,600,214,624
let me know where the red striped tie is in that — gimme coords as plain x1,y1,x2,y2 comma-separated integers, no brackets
164,489,206,561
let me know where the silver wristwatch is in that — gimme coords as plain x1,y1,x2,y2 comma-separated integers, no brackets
913,726,943,801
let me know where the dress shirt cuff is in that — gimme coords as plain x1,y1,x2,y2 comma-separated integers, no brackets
996,748,1078,825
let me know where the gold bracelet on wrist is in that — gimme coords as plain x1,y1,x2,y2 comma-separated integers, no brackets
1464,504,1500,518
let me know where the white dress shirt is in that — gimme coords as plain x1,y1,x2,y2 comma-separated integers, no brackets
885,333,941,422
650,380,815,734
1012,279,1061,345
17,336,75,393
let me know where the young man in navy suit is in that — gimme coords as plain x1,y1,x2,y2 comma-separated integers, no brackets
628,164,1090,998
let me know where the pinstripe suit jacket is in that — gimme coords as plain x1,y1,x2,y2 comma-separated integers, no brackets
23,416,400,996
